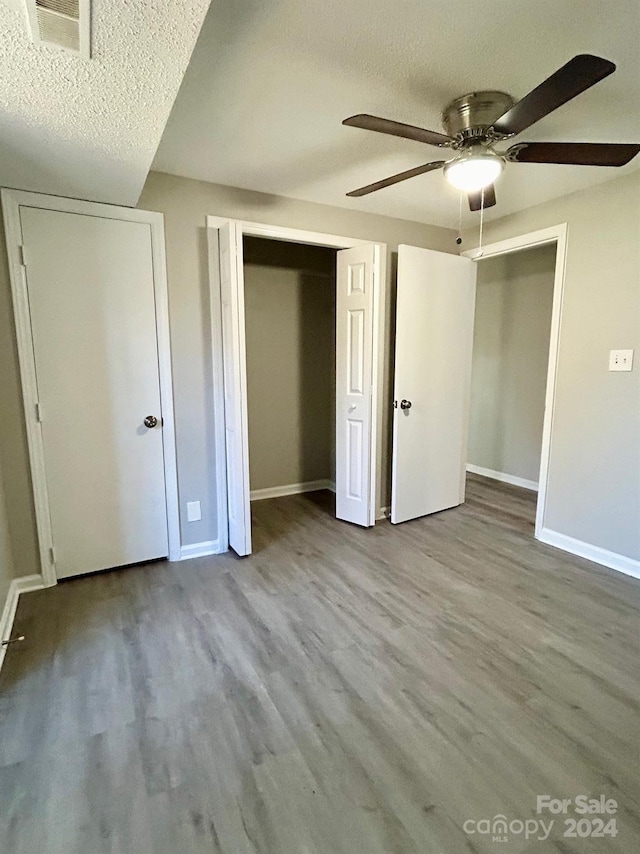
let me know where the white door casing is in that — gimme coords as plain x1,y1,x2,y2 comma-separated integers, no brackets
336,244,381,527
462,224,568,542
18,206,170,578
218,221,252,556
391,245,477,524
207,216,384,547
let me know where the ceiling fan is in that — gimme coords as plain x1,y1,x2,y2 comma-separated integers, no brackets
343,55,640,211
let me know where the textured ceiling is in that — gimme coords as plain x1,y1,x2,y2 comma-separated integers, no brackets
154,0,640,227
0,0,211,205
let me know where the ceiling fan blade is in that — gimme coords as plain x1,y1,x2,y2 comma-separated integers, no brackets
508,141,640,167
346,161,445,197
343,114,453,147
492,55,616,136
468,184,496,212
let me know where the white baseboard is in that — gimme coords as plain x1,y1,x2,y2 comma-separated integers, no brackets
0,573,44,674
538,528,640,581
377,506,390,520
179,539,222,561
14,574,46,594
250,479,335,502
466,463,538,492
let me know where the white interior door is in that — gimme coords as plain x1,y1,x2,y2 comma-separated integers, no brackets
335,244,381,527
218,221,252,555
20,207,169,578
391,245,477,524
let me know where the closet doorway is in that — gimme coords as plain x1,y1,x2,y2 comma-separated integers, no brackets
207,218,386,556
243,237,337,505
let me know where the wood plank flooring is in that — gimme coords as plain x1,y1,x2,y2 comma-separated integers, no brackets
1,475,639,853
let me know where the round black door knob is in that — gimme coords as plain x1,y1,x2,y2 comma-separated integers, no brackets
144,415,158,428
400,399,412,410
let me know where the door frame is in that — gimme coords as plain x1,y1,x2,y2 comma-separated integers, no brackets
206,216,387,551
462,222,568,539
2,189,181,586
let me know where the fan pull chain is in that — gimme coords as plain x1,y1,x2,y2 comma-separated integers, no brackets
478,186,485,256
456,190,463,246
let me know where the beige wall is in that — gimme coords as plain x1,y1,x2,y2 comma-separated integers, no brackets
463,170,640,560
2,167,636,579
138,172,457,545
468,245,556,483
243,237,336,491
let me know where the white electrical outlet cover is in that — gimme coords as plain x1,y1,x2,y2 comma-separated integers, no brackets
186,501,202,522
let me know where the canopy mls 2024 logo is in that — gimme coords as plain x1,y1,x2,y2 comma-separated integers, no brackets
463,794,618,843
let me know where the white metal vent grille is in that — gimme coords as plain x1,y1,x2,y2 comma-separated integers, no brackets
36,0,79,16
35,7,79,50
26,0,90,58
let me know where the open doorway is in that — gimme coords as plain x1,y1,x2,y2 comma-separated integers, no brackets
242,237,338,534
464,233,563,537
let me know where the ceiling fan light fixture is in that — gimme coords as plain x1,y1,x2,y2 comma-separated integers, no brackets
444,151,504,192
344,56,638,203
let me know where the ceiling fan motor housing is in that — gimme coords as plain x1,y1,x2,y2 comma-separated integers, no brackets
442,91,514,144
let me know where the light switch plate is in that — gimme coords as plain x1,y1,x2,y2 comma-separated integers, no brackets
186,501,201,522
609,349,634,372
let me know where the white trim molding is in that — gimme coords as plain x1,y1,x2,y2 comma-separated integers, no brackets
206,225,230,555
466,464,538,492
461,224,566,261
12,574,45,595
1,189,181,581
0,574,44,674
179,539,222,561
250,480,335,502
538,529,640,581
205,216,371,250
462,223,568,541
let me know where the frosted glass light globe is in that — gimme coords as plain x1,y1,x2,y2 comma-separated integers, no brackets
445,153,504,192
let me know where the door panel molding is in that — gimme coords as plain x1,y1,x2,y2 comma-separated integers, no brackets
336,244,380,527
1,189,180,585
218,221,252,556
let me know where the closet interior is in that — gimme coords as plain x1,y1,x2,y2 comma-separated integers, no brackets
243,236,338,511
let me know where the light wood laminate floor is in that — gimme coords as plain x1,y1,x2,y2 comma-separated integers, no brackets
1,475,639,853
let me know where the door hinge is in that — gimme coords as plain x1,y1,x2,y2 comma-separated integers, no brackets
35,402,43,422
19,245,27,267
49,546,56,565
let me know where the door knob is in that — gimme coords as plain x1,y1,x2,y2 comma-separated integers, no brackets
400,399,412,410
144,415,158,428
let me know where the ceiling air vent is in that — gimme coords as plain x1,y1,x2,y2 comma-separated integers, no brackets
25,0,90,58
